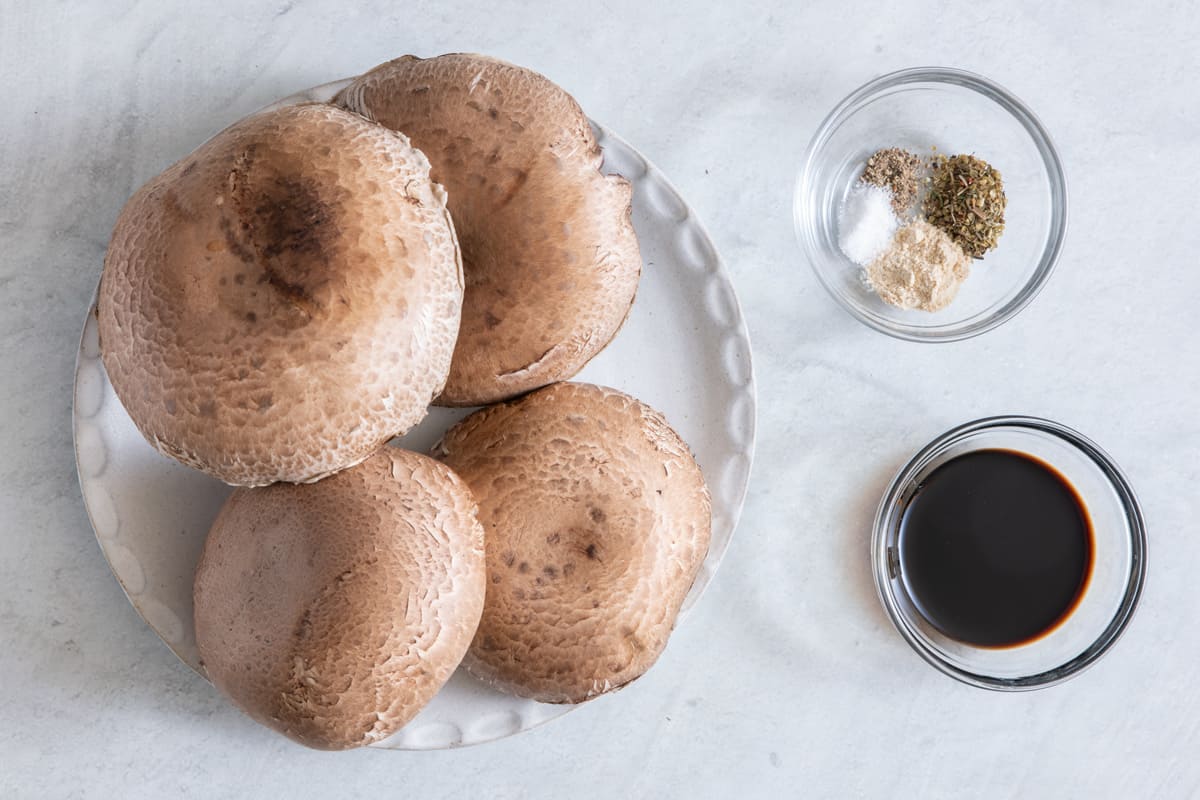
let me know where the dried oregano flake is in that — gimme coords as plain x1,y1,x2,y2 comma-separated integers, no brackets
923,154,1006,258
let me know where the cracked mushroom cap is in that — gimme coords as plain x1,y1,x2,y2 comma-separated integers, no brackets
193,448,486,750
98,103,463,486
336,54,642,406
433,382,710,703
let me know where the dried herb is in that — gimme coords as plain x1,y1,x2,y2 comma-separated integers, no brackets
861,147,921,216
923,154,1006,258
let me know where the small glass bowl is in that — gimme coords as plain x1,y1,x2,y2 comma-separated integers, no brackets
795,67,1068,341
872,417,1146,690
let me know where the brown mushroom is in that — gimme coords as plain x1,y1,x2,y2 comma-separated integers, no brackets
432,382,710,703
193,448,485,750
336,54,642,407
98,103,463,486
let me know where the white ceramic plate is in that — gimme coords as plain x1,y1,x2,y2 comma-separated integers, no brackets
73,80,756,749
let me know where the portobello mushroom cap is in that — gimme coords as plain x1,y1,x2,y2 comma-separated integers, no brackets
193,448,486,750
99,103,463,486
337,54,641,406
433,382,710,703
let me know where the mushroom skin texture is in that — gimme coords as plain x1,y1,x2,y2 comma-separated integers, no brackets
336,54,642,407
98,103,463,486
433,382,710,703
193,448,486,751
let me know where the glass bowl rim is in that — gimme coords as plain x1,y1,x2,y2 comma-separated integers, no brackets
871,415,1147,690
795,66,1069,342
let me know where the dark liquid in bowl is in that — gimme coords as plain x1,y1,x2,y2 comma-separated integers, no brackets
898,449,1092,648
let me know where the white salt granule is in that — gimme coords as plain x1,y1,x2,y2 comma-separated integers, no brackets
837,182,898,266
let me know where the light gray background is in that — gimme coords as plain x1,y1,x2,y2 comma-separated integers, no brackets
2,1,1196,797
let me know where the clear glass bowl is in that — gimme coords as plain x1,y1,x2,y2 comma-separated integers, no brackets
872,417,1146,690
795,67,1068,341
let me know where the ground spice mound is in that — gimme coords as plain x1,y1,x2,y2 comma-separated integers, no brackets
866,220,971,312
861,147,921,216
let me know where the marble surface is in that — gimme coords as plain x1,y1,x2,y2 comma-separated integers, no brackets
2,1,1197,797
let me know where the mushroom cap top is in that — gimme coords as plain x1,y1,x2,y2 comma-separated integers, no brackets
98,103,463,486
193,448,486,750
433,382,710,703
337,54,641,407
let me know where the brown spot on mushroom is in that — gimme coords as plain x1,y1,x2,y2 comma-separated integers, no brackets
494,169,528,209
217,215,255,265
162,189,189,221
230,173,339,315
584,544,599,561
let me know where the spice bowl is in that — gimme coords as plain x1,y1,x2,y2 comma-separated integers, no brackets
872,417,1146,690
795,67,1067,341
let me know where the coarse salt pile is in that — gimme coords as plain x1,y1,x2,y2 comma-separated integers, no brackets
837,182,898,266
